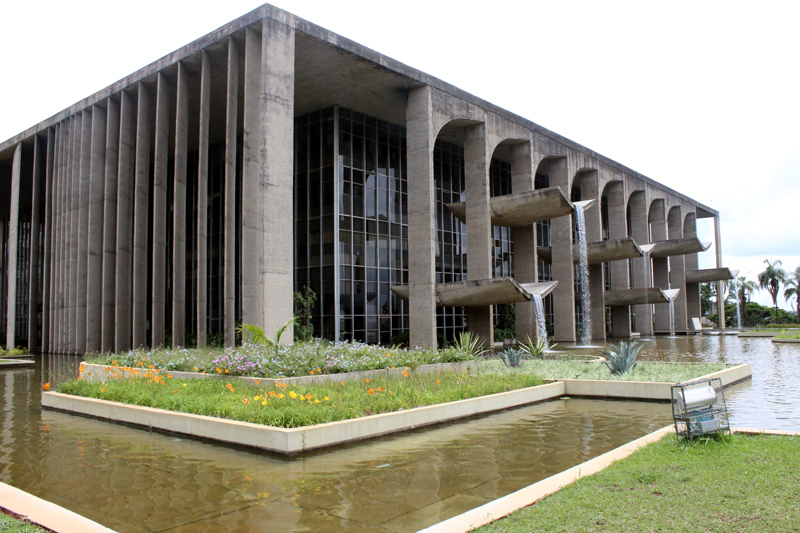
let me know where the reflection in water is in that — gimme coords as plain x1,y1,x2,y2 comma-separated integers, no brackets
2,355,670,532
1,336,796,531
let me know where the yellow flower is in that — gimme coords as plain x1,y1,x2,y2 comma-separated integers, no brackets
182,384,187,387
278,393,285,399
289,391,297,399
262,400,268,406
323,396,329,401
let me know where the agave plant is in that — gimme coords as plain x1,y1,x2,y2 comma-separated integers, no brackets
601,340,644,375
519,336,557,358
236,317,297,354
499,347,525,367
453,331,487,358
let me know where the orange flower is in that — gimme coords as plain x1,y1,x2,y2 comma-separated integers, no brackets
42,383,51,391
310,370,315,375
403,370,409,377
365,378,370,383
368,388,374,396
255,379,261,385
436,380,441,386
268,391,276,397
167,374,173,379
225,383,236,392
340,381,345,386
242,398,250,405
377,387,383,392
305,394,312,400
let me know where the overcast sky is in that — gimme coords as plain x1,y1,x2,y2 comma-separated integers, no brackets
2,0,798,310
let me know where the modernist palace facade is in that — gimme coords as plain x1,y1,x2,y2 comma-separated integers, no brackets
0,4,732,354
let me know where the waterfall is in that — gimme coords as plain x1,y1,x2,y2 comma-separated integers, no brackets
668,297,676,337
575,205,591,345
733,278,742,329
532,293,547,341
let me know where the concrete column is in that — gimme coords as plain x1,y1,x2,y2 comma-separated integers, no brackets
0,219,4,347
464,123,493,347
241,26,261,337
406,86,437,349
133,84,152,348
52,123,66,352
116,90,136,352
76,109,93,353
714,215,726,329
511,143,539,342
172,63,189,348
629,191,652,335
67,113,82,353
258,18,296,336
668,207,687,333
650,202,670,334
42,128,55,353
152,73,170,348
197,51,210,348
57,120,72,352
86,105,106,352
684,213,700,323
549,158,575,342
5,143,21,350
28,136,43,352
606,181,630,337
579,171,605,341
224,37,239,346
102,97,120,353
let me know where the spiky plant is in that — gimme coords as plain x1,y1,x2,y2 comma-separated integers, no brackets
453,331,487,358
601,340,644,375
499,347,525,368
519,336,557,358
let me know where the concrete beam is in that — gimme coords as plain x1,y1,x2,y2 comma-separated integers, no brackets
224,37,238,347
445,186,573,227
41,127,55,353
196,51,211,348
391,278,558,308
685,268,735,284
604,287,676,306
102,98,120,353
116,90,136,353
86,105,106,353
406,88,438,349
151,72,170,348
172,62,189,349
28,136,42,352
258,18,296,337
76,109,92,353
464,123,493,347
649,237,711,258
537,237,644,264
133,83,152,349
5,143,21,350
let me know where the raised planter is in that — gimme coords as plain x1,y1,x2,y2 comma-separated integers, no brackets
42,382,565,455
554,364,751,401
772,338,800,344
79,359,477,386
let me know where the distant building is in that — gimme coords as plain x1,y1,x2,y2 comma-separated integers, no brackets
0,3,732,353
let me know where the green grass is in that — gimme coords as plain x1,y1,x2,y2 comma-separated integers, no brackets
0,347,27,357
774,333,800,339
57,366,544,428
481,358,728,382
0,513,47,533
477,433,800,532
84,339,471,378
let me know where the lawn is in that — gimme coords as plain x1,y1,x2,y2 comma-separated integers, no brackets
0,512,47,533
476,433,800,533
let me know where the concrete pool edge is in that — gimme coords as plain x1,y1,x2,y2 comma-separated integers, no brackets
554,363,751,400
419,425,800,533
40,364,750,454
0,481,116,533
41,382,566,454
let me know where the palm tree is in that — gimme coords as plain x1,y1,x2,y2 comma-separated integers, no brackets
736,275,758,326
737,275,758,304
784,266,800,323
758,259,787,322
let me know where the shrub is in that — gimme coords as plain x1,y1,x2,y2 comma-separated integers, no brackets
601,340,643,375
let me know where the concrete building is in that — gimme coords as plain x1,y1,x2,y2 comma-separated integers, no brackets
0,3,732,354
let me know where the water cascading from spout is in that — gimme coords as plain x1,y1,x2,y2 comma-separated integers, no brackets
732,276,742,329
574,204,591,345
639,244,656,338
532,293,547,341
662,289,680,337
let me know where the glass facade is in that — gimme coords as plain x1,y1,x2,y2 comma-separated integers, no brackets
295,107,408,344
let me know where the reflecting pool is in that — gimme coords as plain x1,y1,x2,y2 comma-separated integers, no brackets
1,335,796,531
